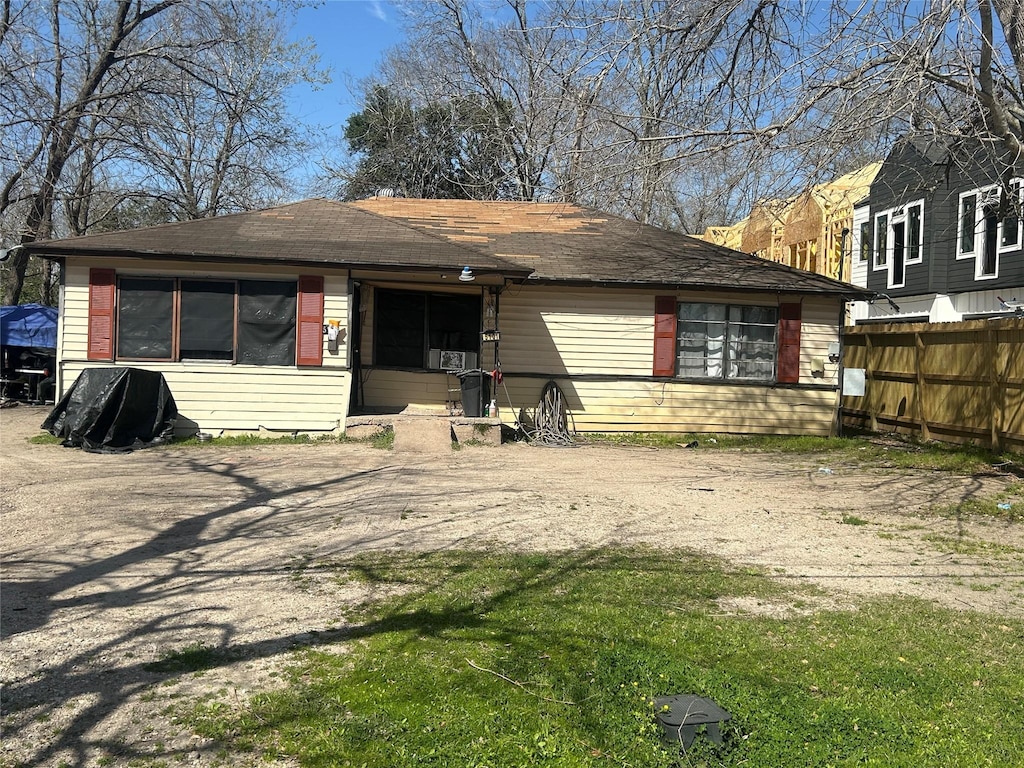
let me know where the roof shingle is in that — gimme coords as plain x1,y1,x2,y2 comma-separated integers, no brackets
27,197,868,296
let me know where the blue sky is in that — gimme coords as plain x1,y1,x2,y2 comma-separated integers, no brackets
287,0,406,134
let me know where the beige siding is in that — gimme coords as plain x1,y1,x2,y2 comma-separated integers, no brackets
355,287,840,433
62,260,349,366
492,287,840,434
359,369,463,411
497,377,836,436
59,360,350,434
500,288,652,375
500,286,843,386
58,260,351,434
797,296,843,387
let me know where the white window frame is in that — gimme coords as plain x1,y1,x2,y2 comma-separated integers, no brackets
957,182,1022,281
956,189,979,261
872,211,888,271
903,200,925,265
871,200,924,289
675,303,778,382
999,178,1023,254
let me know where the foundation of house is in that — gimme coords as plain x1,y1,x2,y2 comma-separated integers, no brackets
346,408,503,452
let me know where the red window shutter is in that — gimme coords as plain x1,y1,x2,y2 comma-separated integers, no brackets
777,302,802,383
653,295,677,377
296,275,324,366
87,268,116,360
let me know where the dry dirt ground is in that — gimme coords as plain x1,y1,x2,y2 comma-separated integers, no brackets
2,404,1024,768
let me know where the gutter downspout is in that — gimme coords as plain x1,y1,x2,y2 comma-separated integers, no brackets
835,298,847,438
835,227,851,437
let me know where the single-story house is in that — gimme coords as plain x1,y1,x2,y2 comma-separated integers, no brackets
24,197,869,437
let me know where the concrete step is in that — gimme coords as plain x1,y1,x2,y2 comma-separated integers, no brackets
346,412,502,452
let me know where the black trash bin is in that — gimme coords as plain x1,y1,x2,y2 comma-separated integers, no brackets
456,369,491,417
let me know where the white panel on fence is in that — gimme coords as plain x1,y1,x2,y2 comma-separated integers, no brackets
843,368,866,397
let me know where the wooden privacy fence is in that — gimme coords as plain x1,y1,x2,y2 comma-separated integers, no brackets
841,317,1024,451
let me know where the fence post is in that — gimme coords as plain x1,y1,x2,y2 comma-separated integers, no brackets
866,332,877,432
915,331,930,441
989,326,1003,452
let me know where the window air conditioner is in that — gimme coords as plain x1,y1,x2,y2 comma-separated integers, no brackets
428,349,477,370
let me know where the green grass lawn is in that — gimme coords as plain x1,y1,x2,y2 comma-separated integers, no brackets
184,549,1024,767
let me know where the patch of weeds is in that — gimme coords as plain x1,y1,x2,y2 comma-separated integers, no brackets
922,534,1022,558
145,643,227,675
170,432,344,447
876,531,897,540
841,514,870,526
28,432,61,445
586,432,1023,475
367,426,394,450
288,552,317,590
935,490,1024,523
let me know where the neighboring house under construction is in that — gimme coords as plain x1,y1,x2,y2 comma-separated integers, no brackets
700,163,881,283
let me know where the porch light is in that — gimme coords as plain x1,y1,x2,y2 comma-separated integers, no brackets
459,266,475,282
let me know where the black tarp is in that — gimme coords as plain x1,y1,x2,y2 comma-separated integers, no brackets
42,367,178,452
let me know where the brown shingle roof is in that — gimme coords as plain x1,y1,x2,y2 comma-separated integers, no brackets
352,198,865,295
27,197,867,296
26,198,530,276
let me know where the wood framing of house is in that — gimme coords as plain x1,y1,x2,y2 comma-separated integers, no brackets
701,164,881,283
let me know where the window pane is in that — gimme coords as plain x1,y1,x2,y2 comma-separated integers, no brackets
859,221,871,262
677,303,725,378
908,205,921,260
1002,185,1020,248
892,221,905,285
982,203,999,276
727,306,777,380
428,293,480,353
180,280,234,360
375,290,426,367
875,214,888,265
117,277,173,359
729,305,776,325
238,280,297,366
961,194,976,253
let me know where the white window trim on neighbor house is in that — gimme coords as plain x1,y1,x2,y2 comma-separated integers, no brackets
957,181,1023,281
872,199,925,289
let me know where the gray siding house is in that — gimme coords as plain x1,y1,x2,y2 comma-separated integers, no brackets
850,136,1024,322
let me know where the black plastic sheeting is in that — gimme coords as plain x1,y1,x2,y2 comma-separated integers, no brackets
42,367,178,452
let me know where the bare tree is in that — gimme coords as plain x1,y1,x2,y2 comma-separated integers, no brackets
118,4,323,220
356,1,1024,230
0,0,323,305
1,0,182,305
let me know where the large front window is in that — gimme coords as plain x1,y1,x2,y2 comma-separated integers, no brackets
374,288,481,368
677,303,777,381
116,277,297,364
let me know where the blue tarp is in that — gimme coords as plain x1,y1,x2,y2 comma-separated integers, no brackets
0,304,58,348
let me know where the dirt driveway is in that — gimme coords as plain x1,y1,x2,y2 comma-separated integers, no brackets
2,404,1023,767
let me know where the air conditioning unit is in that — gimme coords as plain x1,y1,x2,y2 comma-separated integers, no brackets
428,349,477,370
